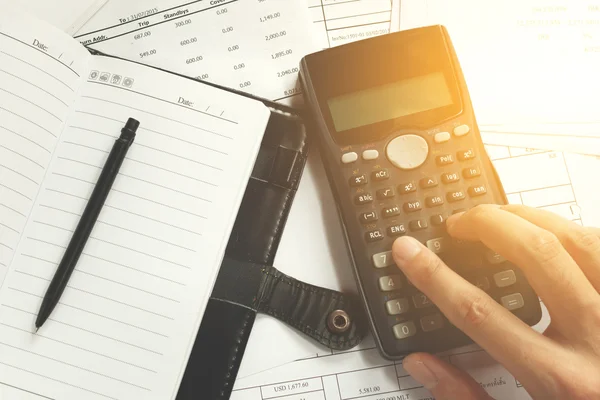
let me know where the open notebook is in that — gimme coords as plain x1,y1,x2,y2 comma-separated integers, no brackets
0,3,270,400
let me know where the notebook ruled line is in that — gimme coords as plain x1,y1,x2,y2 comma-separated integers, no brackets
0,163,39,185
11,271,176,320
0,143,46,169
0,342,152,392
0,50,75,92
66,125,225,171
0,87,63,122
60,141,217,186
0,323,158,373
3,302,166,356
0,126,52,154
0,222,19,234
0,106,58,138
0,68,69,108
34,216,196,253
0,203,26,218
0,32,80,77
51,172,211,216
21,251,186,287
0,182,33,201
0,360,117,400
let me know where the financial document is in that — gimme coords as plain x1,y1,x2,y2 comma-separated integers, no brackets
74,0,318,107
399,0,600,154
307,0,401,49
232,144,600,399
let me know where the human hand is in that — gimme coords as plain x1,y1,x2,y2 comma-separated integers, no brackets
391,204,600,399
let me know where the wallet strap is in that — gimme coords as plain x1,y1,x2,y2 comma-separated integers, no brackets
211,257,368,350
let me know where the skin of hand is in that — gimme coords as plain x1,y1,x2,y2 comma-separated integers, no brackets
391,204,600,400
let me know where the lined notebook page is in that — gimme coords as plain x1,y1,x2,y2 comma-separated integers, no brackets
0,55,269,399
0,5,89,285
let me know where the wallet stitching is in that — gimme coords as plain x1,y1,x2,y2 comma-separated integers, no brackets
258,268,359,347
220,309,253,399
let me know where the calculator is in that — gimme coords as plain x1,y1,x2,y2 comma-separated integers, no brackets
298,25,542,360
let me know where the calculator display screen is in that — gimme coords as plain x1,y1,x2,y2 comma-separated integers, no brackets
327,72,453,133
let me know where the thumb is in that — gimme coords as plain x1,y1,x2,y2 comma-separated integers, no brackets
402,353,494,400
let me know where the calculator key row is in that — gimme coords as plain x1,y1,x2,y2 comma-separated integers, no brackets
349,166,481,189
356,187,486,210
341,150,380,164
435,149,476,166
432,125,470,144
392,313,445,339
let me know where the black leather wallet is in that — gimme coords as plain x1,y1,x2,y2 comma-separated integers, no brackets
175,94,369,400
82,48,369,400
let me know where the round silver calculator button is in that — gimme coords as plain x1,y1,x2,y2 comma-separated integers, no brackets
386,134,429,170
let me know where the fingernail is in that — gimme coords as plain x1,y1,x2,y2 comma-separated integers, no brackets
392,236,422,266
403,357,439,390
445,212,464,230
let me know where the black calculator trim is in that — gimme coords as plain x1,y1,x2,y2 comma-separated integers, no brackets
299,25,542,360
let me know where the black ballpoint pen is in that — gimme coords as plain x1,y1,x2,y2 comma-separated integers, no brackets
35,117,140,331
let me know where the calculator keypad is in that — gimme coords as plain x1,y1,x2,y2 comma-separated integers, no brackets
343,123,534,344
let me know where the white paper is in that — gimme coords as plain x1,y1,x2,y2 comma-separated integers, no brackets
0,1,89,288
73,0,318,108
306,0,401,49
0,6,270,399
231,144,600,399
399,0,600,154
7,0,108,35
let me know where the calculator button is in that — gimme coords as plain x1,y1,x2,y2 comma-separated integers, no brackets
436,154,454,166
409,219,428,231
398,181,417,194
434,131,451,143
431,214,445,226
360,211,378,224
458,149,476,161
341,152,358,164
420,177,438,189
420,313,444,332
486,250,506,264
403,201,422,213
469,276,491,291
377,187,395,200
365,229,384,243
454,124,470,137
468,185,487,197
463,166,481,179
386,134,429,170
494,270,517,288
426,237,449,254
425,196,444,208
379,275,402,291
372,251,393,268
387,224,407,237
393,321,417,339
453,208,468,214
362,149,379,160
386,298,409,315
373,169,390,181
355,193,373,205
413,292,433,309
447,190,466,202
442,172,460,184
349,174,368,187
383,206,401,218
501,293,525,311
